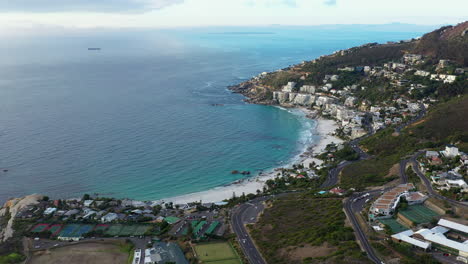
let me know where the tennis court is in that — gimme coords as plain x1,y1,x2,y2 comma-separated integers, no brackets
105,224,124,236
103,224,150,236
399,204,439,224
378,218,409,234
31,224,49,233
58,224,81,237
71,224,95,237
118,225,138,236
182,221,199,236
194,242,241,264
205,221,219,235
194,221,207,235
48,224,63,236
93,224,109,232
134,225,151,236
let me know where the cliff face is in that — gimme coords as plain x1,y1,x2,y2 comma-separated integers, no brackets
0,194,43,242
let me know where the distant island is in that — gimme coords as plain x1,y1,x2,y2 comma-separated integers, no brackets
87,48,101,51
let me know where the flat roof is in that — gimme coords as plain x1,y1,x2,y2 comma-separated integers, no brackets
438,219,468,234
392,230,431,250
416,228,468,253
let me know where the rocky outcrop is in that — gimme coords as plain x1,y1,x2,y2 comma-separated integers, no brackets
0,194,43,242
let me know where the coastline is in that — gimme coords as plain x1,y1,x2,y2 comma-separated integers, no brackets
159,112,343,204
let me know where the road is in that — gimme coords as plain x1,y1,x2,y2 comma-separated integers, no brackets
232,106,430,264
344,191,382,264
409,152,468,208
231,197,268,264
341,107,427,264
320,137,372,188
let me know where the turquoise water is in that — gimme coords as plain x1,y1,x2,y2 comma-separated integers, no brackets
0,26,432,202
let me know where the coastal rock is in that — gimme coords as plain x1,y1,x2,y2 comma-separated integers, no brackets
231,170,239,174
0,194,43,242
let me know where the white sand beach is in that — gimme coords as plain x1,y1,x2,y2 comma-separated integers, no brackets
160,115,343,205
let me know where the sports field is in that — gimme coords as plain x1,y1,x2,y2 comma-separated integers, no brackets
378,218,409,234
58,224,81,237
194,242,241,264
72,225,95,237
105,224,123,236
104,224,151,236
399,204,439,224
48,225,63,236
31,224,50,233
93,224,109,232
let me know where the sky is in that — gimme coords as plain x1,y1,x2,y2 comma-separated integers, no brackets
0,0,467,31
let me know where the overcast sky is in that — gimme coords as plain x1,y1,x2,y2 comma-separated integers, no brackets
0,0,467,30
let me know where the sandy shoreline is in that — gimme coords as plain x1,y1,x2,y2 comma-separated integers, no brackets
159,111,343,205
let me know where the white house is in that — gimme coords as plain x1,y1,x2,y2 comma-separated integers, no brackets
44,207,57,215
101,212,118,223
442,145,459,158
83,200,94,207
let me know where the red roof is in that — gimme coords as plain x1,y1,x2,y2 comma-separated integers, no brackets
329,187,345,194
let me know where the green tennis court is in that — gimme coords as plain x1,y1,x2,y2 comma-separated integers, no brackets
205,221,219,235
378,218,409,234
48,224,63,236
105,224,124,236
31,224,49,233
118,225,138,236
194,221,207,236
134,225,151,236
399,204,439,224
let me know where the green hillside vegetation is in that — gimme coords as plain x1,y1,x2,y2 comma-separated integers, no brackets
249,194,369,264
301,43,412,85
341,95,468,189
413,23,468,66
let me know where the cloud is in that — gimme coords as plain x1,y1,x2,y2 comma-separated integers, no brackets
245,0,297,8
0,0,184,13
323,0,337,6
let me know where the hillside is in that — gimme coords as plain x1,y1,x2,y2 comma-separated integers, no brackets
341,95,468,189
413,21,468,66
230,21,468,104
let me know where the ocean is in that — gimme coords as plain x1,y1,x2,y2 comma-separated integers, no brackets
0,25,433,203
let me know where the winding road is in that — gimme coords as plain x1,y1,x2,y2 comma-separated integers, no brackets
408,151,468,208
231,106,434,264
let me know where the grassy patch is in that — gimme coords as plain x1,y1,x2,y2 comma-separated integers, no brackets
0,253,25,264
249,194,370,264
341,154,399,189
194,242,241,264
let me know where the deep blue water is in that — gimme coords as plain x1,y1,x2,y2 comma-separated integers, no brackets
0,26,433,202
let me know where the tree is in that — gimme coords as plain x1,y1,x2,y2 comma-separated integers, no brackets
82,194,90,201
